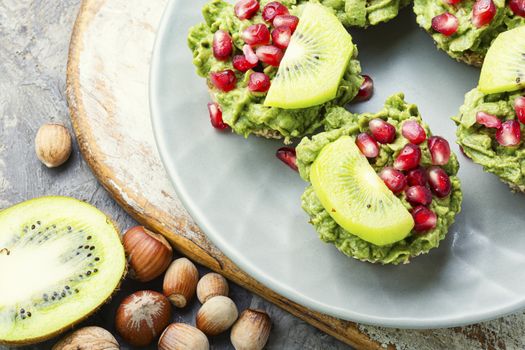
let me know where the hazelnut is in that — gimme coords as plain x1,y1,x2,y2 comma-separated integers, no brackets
163,257,199,307
230,309,272,350
197,272,229,304
158,323,209,350
196,295,238,336
35,123,72,168
52,326,119,350
123,226,173,282
115,290,172,347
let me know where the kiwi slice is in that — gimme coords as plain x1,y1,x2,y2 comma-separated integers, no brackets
264,3,354,109
0,197,126,345
310,136,414,246
479,26,525,94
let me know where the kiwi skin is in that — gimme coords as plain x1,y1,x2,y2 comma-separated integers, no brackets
0,196,128,346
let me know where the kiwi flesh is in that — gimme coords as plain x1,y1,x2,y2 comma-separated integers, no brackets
310,136,414,246
479,26,525,94
0,196,126,345
264,3,355,109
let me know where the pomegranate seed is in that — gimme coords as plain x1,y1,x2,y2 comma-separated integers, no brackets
496,120,521,147
207,103,228,130
394,144,422,171
407,167,428,187
356,133,379,158
406,186,433,206
515,96,525,123
234,0,260,20
210,70,237,92
428,166,452,198
431,13,459,36
402,120,427,145
379,167,407,194
411,206,438,233
262,2,289,22
472,0,496,28
276,147,298,171
242,24,271,47
444,0,462,4
248,72,271,92
510,0,525,16
428,136,451,166
243,44,259,64
255,45,284,66
271,26,292,49
353,75,374,103
476,111,502,128
233,55,257,72
212,30,233,61
273,15,299,32
369,118,396,144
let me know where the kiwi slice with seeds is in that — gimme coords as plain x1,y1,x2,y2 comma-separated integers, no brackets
0,197,126,345
310,136,414,246
264,3,355,109
479,26,525,94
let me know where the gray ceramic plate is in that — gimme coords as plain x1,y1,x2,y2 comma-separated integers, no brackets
151,0,525,328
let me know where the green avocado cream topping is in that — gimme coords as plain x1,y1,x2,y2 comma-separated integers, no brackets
455,88,525,190
413,0,525,63
297,93,463,264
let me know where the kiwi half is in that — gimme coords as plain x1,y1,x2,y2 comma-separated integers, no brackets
0,197,126,345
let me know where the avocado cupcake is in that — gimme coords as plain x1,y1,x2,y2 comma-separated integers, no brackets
296,94,462,264
413,0,525,66
188,0,363,143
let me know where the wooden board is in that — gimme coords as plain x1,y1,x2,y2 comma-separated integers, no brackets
65,0,523,349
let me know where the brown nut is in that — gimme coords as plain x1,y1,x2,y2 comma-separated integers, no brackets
196,295,238,336
35,123,72,168
197,273,229,304
52,326,119,350
230,309,271,350
158,323,209,350
115,290,172,347
123,226,173,282
163,257,199,308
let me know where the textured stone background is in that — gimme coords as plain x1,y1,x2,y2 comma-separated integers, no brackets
0,0,350,349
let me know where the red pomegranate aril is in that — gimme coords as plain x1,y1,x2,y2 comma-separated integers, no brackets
248,72,271,92
394,144,422,171
428,166,452,198
379,167,407,194
262,1,289,22
271,26,292,49
212,30,233,61
412,206,438,233
402,120,427,145
233,55,257,72
207,103,228,130
515,96,525,123
235,0,260,20
476,111,502,128
496,120,521,147
242,24,271,47
256,45,284,66
407,167,428,187
243,44,259,64
431,13,459,36
428,136,451,166
510,0,525,17
353,75,374,103
276,147,298,171
369,118,396,144
444,0,462,4
273,15,299,32
356,133,379,158
210,70,237,92
472,0,496,28
406,186,433,206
